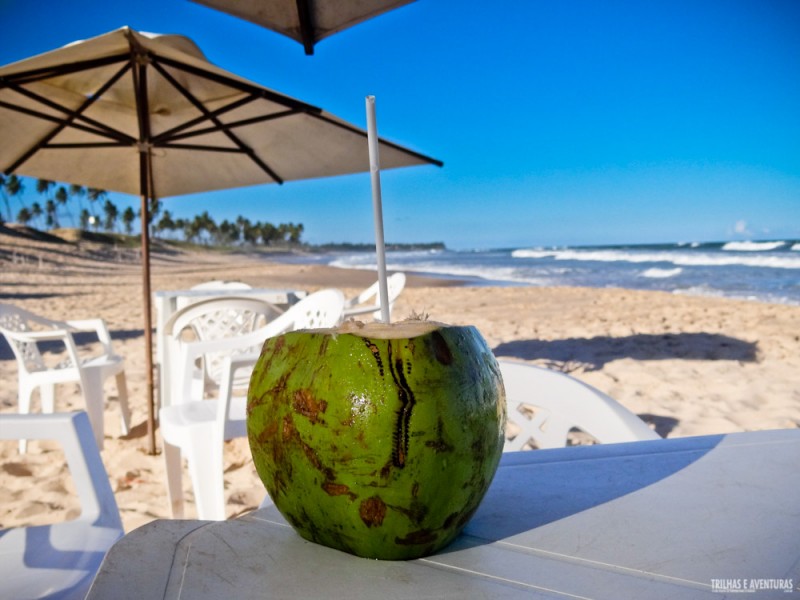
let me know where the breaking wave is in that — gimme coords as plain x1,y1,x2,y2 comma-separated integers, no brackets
511,247,800,269
722,241,786,251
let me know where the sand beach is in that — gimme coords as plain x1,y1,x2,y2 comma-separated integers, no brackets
1,227,799,533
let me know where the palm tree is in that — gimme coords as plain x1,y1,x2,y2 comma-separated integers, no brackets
155,210,176,238
236,215,250,238
0,174,12,221
277,223,290,243
148,198,162,226
183,218,201,243
242,221,261,245
69,184,87,223
54,185,73,226
259,221,280,245
87,188,107,228
122,206,136,234
295,223,305,243
102,200,119,232
16,207,33,226
192,211,216,245
216,219,240,245
36,178,54,198
4,175,25,217
45,199,59,229
30,202,43,229
79,208,91,230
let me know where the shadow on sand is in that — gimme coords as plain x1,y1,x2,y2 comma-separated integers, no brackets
493,332,757,371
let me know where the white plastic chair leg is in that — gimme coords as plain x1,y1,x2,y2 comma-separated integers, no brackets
81,371,106,450
115,371,131,436
185,433,226,520
163,442,185,519
17,383,36,454
40,383,55,413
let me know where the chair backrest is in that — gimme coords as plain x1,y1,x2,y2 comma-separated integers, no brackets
0,303,79,374
498,361,659,451
164,296,282,340
211,290,345,435
343,272,406,320
264,288,345,333
170,290,345,405
0,411,124,599
165,296,282,394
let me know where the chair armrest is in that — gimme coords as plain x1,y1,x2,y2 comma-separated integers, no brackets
217,354,260,434
66,318,114,351
3,327,85,371
344,281,379,309
228,354,261,374
342,304,381,317
2,328,73,343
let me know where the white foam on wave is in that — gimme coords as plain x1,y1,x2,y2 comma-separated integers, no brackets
792,243,800,252
722,241,786,251
329,258,377,271
512,247,800,269
329,256,550,285
641,267,682,279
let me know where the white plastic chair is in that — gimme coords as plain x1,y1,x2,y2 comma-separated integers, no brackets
160,288,345,520
499,361,659,451
343,272,406,321
0,303,130,451
162,296,283,406
190,280,252,291
0,412,124,600
174,281,254,313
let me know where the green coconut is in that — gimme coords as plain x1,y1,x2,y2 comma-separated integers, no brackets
247,320,506,560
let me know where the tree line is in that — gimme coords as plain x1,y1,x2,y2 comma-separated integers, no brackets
0,175,303,246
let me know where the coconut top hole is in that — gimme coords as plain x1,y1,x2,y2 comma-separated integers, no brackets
335,319,450,339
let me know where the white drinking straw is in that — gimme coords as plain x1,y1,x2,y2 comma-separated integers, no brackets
366,96,391,324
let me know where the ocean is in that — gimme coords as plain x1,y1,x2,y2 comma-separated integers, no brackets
276,240,800,306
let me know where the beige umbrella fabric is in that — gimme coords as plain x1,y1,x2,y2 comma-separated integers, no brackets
0,26,441,452
190,0,416,55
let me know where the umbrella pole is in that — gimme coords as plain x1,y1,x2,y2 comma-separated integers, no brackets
141,191,157,455
366,96,391,324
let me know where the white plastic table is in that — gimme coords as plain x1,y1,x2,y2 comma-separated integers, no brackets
153,288,305,408
88,429,800,599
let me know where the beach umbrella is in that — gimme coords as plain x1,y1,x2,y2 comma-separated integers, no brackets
0,26,441,453
190,0,416,55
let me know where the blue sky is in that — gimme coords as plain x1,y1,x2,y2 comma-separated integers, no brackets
1,0,798,249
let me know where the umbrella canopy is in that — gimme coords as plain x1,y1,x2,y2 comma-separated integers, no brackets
0,26,441,452
190,0,416,55
0,26,436,196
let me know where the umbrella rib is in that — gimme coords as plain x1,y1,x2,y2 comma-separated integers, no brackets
6,83,136,144
155,143,247,153
295,0,317,55
154,54,322,115
151,93,261,143
163,109,300,143
3,63,133,175
310,112,444,167
0,53,130,87
150,59,284,183
46,142,126,149
0,98,128,142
